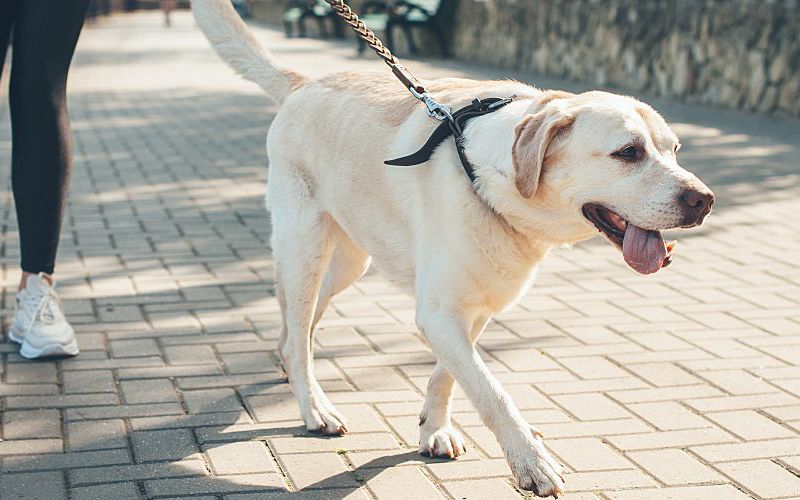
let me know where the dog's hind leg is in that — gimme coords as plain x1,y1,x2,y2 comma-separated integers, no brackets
310,225,371,332
418,314,489,458
273,205,348,435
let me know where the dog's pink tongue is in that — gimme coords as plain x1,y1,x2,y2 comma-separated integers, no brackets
622,224,667,275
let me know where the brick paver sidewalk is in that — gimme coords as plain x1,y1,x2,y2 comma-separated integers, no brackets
1,11,799,500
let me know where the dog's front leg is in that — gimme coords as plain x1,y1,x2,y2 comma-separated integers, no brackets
418,314,489,459
418,307,565,498
418,363,465,458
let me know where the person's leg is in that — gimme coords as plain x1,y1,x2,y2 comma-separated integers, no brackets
0,3,11,50
9,0,89,287
0,0,15,87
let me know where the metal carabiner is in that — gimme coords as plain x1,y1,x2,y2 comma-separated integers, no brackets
409,87,453,122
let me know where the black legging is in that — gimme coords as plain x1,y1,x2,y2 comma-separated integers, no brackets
0,0,89,275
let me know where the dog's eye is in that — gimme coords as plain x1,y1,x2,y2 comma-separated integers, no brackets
612,146,639,161
673,143,681,154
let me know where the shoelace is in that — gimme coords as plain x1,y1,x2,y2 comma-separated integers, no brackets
17,283,62,333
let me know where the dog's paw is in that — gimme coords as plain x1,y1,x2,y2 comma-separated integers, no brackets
304,403,348,436
419,427,467,459
509,438,565,498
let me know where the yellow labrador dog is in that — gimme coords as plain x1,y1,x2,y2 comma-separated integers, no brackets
193,1,714,496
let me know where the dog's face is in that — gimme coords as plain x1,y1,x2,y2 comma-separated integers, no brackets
513,91,714,274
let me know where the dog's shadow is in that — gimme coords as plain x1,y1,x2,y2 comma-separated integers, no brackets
0,354,467,498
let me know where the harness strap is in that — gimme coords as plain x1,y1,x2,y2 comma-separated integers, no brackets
385,97,515,183
321,0,514,187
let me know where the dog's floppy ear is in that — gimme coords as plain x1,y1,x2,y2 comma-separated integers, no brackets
512,107,575,199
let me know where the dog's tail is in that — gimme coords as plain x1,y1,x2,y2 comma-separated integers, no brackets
191,0,306,103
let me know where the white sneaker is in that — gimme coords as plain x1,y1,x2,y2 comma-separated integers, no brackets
9,273,79,359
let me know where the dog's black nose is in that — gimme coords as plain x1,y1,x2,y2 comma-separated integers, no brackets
681,188,714,225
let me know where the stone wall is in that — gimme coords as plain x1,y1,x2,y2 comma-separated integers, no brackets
249,0,438,55
452,0,800,117
249,0,800,117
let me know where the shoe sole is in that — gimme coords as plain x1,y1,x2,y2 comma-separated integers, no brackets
10,325,79,359
8,326,23,344
19,338,79,359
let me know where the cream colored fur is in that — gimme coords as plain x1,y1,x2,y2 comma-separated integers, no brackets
192,1,712,496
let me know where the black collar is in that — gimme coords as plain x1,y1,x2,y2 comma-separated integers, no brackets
385,96,515,183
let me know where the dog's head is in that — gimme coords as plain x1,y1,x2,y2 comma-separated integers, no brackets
511,90,714,274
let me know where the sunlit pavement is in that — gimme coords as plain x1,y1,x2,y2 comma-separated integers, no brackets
1,11,799,499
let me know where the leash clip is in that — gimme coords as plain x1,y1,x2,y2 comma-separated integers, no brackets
409,87,452,122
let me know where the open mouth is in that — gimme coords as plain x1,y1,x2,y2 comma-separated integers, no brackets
582,204,676,275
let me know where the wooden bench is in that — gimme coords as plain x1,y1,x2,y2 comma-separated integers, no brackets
283,0,344,39
358,0,453,57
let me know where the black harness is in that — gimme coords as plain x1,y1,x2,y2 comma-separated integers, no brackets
385,96,516,183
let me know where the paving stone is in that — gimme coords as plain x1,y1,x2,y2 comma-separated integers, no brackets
63,370,117,394
3,449,131,472
442,478,520,500
536,418,652,439
130,412,248,431
205,442,276,475
0,439,63,455
624,363,701,387
2,409,61,439
67,420,128,450
460,426,504,458
716,459,800,498
163,345,218,365
537,378,648,395
5,394,118,409
489,349,562,371
549,438,632,471
70,459,207,485
62,357,165,371
225,489,370,499
565,469,658,491
0,383,59,396
144,473,286,496
4,363,58,384
557,356,629,379
341,366,411,391
0,471,67,500
426,458,510,480
626,401,710,431
691,438,800,462
183,388,244,414
605,484,751,499
384,415,420,447
70,482,141,500
280,452,359,490
65,403,183,421
607,384,724,403
177,374,282,390
132,429,199,462
120,379,178,404
551,393,631,420
117,365,222,379
626,449,721,485
606,428,736,451
218,351,278,374
705,409,795,440
110,338,161,358
684,393,800,412
366,466,444,499
345,448,432,469
270,433,400,454
696,369,778,395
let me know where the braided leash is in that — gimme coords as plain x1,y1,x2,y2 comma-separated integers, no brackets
322,0,452,120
